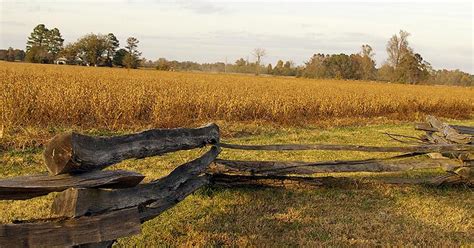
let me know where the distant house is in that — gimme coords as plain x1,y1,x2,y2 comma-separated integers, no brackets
54,57,67,65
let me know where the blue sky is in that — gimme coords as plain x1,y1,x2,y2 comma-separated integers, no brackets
1,0,472,72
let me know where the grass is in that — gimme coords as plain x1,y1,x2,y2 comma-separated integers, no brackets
1,120,473,246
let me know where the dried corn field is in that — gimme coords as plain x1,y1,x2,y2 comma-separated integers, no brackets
1,62,473,133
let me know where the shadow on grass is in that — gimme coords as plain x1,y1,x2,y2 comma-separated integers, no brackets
117,184,473,247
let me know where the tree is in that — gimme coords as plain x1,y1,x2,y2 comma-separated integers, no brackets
6,47,15,61
0,50,6,60
59,43,80,64
323,54,355,79
46,28,64,60
113,48,128,67
273,60,284,75
386,30,411,68
25,24,63,63
430,69,472,86
106,33,120,66
358,44,376,80
377,64,395,82
25,46,50,63
302,53,327,78
156,58,171,71
26,24,49,51
74,34,109,66
394,52,431,84
267,64,273,74
252,48,266,75
123,37,141,69
14,49,26,61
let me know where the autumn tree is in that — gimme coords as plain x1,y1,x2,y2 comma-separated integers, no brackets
358,44,376,80
386,30,411,69
302,53,327,78
382,30,431,84
252,48,266,75
394,52,431,84
74,34,109,66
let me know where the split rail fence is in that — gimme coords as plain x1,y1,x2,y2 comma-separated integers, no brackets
0,116,472,247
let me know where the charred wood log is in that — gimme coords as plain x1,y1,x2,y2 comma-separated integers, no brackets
0,208,141,247
210,158,461,176
0,170,144,200
52,147,219,218
43,123,219,175
219,142,473,153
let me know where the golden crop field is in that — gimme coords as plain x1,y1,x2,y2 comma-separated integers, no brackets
1,61,473,137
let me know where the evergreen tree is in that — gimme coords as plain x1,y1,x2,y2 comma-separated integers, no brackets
124,37,141,69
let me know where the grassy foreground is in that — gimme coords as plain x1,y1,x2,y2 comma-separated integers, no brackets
1,121,473,246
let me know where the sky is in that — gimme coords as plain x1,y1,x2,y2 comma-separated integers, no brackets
1,0,473,72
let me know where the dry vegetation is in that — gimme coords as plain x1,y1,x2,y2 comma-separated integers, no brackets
1,62,473,135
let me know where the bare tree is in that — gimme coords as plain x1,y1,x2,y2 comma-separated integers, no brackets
252,48,266,75
386,30,411,68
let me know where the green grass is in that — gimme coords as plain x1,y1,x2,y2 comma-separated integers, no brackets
0,121,473,246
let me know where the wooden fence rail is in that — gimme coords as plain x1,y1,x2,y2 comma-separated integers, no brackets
0,116,472,247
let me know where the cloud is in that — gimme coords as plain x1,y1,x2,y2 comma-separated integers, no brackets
0,21,27,27
177,1,226,14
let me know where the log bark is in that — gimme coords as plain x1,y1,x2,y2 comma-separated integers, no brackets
0,207,141,247
0,170,144,200
52,147,219,218
43,123,219,175
139,175,209,222
211,158,460,176
210,174,439,188
210,173,359,188
219,142,473,153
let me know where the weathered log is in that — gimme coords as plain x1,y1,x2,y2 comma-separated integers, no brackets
211,158,461,176
210,174,441,188
0,170,144,200
414,123,473,136
0,207,141,247
425,116,472,144
210,173,359,188
76,240,116,248
139,175,209,222
219,142,473,153
52,147,219,218
451,125,474,135
43,123,219,175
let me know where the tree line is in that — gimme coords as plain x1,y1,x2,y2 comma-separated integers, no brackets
0,25,472,86
0,24,142,68
151,30,472,86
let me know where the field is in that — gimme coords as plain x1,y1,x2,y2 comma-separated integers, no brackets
1,61,473,150
0,62,473,246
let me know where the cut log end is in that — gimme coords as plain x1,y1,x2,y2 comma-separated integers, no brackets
43,132,80,175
